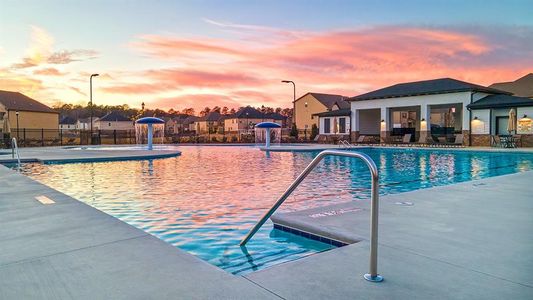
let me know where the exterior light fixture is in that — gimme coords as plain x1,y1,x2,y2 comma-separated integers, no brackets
421,118,425,122
474,116,478,120
523,114,528,118
381,119,385,123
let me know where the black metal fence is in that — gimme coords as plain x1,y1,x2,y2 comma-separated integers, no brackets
1,127,306,149
1,129,137,148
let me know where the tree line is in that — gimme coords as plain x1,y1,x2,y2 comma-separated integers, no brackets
53,103,293,120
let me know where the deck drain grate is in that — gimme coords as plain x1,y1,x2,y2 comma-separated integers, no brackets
35,195,55,205
394,201,414,206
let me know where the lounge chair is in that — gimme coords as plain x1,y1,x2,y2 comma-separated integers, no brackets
356,135,366,143
513,135,522,148
399,134,412,146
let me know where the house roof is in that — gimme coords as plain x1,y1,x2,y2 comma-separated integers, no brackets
489,73,533,98
349,78,511,101
59,116,77,124
198,111,222,122
99,111,131,122
295,92,348,110
467,94,533,110
0,90,58,113
233,106,264,119
313,108,351,117
264,112,286,120
183,115,199,124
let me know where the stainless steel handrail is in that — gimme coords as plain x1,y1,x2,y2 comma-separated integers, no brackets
339,140,353,149
240,149,383,282
11,137,21,169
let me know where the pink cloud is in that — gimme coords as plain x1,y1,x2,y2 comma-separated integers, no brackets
33,67,66,76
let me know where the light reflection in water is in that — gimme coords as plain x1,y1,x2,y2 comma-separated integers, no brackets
18,146,533,275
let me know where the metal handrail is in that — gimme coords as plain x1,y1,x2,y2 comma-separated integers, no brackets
240,149,383,282
11,137,21,169
339,140,353,149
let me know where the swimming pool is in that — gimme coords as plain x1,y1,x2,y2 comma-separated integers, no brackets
18,146,533,275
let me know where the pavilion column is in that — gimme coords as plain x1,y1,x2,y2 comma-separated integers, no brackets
420,104,431,143
380,107,389,143
351,109,360,142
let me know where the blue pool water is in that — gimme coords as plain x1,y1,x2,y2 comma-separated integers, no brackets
18,146,533,274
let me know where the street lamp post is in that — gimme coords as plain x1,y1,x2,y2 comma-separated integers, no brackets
89,73,99,144
15,111,19,141
282,80,295,140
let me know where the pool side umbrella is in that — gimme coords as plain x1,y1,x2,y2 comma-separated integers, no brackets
507,108,516,134
2,115,10,135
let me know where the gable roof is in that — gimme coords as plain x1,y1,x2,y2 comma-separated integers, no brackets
264,112,286,120
0,90,57,113
349,78,511,101
198,111,222,122
467,94,533,110
99,111,131,122
313,108,351,117
295,92,348,109
233,106,264,119
59,116,77,124
489,73,533,98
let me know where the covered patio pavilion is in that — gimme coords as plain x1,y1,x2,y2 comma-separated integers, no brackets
348,78,517,145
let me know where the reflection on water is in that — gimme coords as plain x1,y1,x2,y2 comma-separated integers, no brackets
19,146,533,275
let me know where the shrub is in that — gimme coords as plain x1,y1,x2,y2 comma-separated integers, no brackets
310,124,319,141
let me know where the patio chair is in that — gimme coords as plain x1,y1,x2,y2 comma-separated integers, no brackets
356,135,366,143
513,135,522,148
400,134,412,146
451,134,464,147
491,135,501,147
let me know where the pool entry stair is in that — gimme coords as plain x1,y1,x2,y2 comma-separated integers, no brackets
241,149,384,282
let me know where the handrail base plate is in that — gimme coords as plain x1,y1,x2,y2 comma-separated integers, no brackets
364,274,384,282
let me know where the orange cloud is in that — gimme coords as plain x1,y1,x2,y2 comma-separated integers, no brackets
33,67,66,76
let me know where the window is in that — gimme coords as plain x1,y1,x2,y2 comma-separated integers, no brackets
324,118,331,133
108,122,111,126
339,118,346,133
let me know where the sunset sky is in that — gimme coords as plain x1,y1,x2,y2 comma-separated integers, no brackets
1,0,532,111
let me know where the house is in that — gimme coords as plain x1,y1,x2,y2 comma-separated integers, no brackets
223,106,284,133
93,111,134,131
0,90,59,134
347,77,533,146
59,116,77,130
313,100,351,141
166,114,196,134
489,73,533,98
195,111,224,134
76,118,90,130
293,92,348,134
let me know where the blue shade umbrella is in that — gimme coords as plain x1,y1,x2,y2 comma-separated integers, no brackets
255,122,281,148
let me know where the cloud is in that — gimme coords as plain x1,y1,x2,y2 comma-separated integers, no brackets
47,49,99,64
121,24,533,110
10,26,98,69
33,67,66,76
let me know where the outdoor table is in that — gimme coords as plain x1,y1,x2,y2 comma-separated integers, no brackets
499,135,516,148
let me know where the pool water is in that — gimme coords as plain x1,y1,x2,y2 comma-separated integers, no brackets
18,146,533,275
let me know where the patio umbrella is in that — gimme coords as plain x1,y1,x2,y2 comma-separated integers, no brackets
507,108,516,134
2,115,10,135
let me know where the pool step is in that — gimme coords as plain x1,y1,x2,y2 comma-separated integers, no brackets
271,203,368,246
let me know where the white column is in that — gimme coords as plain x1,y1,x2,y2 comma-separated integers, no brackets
420,104,431,142
380,107,389,142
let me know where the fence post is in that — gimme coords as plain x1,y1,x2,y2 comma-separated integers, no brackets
60,129,63,146
23,128,26,146
113,130,117,144
41,128,44,146
98,130,101,145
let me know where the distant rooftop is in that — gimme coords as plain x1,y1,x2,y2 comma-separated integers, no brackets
59,116,76,124
349,78,511,101
99,111,131,122
296,92,349,110
0,90,57,113
489,73,533,98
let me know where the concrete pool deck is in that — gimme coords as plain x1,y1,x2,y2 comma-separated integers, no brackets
0,146,181,164
248,171,533,299
0,148,532,299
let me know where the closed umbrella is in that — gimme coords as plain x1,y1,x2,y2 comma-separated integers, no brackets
507,108,516,134
2,115,10,135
